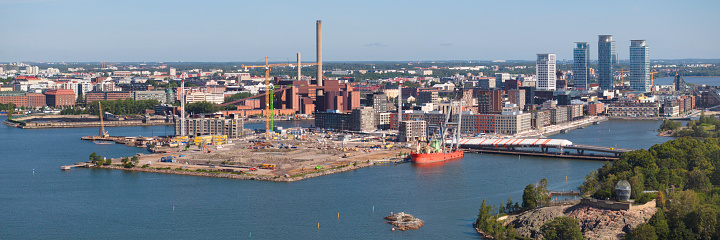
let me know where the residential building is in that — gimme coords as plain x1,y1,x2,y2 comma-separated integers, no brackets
86,91,133,102
606,102,660,117
536,54,556,91
507,89,526,110
134,90,169,103
598,35,616,90
369,93,388,113
495,73,510,89
567,104,584,121
399,120,427,142
175,114,243,138
550,107,568,125
417,91,439,104
496,103,531,135
351,107,376,132
475,89,504,113
587,102,605,115
629,40,651,92
532,110,551,129
573,42,589,90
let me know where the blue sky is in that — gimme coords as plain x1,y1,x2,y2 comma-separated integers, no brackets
1,0,718,62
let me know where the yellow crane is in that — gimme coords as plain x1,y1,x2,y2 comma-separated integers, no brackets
650,70,659,86
242,57,318,138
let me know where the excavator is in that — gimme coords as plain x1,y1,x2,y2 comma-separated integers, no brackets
202,143,212,154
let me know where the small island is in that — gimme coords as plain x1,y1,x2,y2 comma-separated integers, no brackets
385,212,424,230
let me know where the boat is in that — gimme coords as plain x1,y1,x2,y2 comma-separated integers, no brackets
411,140,464,164
94,141,115,145
411,99,464,164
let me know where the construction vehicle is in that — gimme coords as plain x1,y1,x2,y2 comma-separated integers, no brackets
260,164,276,170
248,167,258,171
160,156,175,162
202,143,212,154
315,165,323,170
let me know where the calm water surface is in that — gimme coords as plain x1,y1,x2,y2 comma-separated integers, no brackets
0,117,669,239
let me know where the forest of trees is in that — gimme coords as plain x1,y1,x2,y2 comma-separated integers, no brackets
580,137,720,239
664,113,720,138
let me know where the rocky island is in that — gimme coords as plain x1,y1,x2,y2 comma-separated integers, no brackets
385,212,424,230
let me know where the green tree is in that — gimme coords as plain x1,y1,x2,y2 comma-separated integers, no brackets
579,170,600,196
625,223,658,240
685,170,712,192
540,217,583,240
522,184,538,210
103,157,112,166
685,205,719,240
667,190,700,222
6,103,14,119
185,101,220,114
648,210,669,239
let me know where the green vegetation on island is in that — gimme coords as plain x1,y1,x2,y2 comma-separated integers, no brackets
580,137,720,239
660,113,720,138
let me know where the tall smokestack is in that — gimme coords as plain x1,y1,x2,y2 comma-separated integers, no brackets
297,52,302,83
316,20,323,96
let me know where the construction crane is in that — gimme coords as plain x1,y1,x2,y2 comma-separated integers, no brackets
650,70,659,86
98,101,108,138
242,57,318,139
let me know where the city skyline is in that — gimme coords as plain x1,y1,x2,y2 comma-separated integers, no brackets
1,0,718,62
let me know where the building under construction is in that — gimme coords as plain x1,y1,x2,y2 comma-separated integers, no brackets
174,114,243,138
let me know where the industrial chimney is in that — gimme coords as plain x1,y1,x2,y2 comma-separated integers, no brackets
316,20,323,96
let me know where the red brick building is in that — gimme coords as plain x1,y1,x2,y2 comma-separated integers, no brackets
587,102,605,116
86,91,132,102
45,89,76,107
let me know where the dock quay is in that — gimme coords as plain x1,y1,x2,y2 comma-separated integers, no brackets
463,148,620,161
6,114,173,129
61,162,91,170
458,137,631,160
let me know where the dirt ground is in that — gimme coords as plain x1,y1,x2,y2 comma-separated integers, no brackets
121,135,407,178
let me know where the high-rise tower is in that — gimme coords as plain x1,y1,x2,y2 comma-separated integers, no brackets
573,42,589,90
598,35,616,90
536,54,556,91
630,40,650,92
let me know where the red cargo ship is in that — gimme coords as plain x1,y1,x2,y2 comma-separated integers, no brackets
410,99,465,164
410,149,464,164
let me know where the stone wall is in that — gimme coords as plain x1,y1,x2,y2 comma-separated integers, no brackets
579,198,656,211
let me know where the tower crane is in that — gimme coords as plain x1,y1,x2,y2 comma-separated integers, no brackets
242,57,318,139
650,70,659,86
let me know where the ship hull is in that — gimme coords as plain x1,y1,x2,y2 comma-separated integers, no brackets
411,150,464,164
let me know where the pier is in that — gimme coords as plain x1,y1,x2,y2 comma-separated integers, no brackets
61,163,91,170
459,137,633,160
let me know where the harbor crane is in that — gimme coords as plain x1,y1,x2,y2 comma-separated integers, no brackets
242,57,318,138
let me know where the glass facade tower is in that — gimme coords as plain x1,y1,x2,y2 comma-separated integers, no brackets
573,42,589,90
630,40,650,92
598,35,616,90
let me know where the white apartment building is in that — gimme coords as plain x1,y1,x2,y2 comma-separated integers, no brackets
536,54,556,91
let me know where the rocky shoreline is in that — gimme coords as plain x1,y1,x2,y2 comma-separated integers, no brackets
96,162,375,182
503,204,657,240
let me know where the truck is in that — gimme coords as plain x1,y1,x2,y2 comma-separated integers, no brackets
160,156,175,162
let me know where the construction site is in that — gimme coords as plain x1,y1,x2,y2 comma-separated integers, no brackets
91,131,407,181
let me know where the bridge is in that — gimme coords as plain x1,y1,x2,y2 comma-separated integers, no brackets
457,138,633,159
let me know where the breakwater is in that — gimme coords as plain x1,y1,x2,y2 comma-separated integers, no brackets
6,114,173,129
